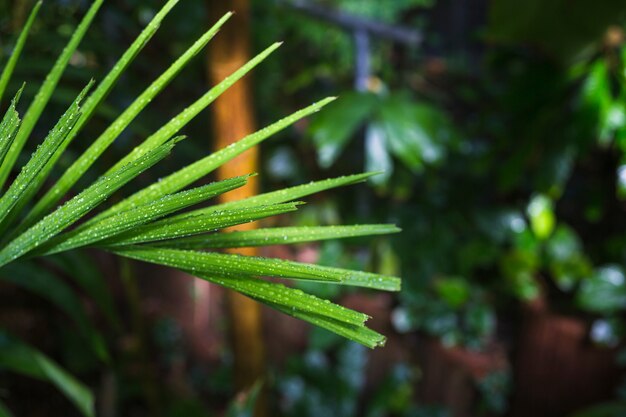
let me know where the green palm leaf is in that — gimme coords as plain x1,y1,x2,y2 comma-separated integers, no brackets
155,224,400,249
43,176,250,254
0,90,22,167
0,4,402,412
0,1,41,104
0,139,177,267
0,0,104,189
103,203,301,246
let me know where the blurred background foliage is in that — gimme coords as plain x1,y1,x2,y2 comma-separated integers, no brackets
2,0,626,416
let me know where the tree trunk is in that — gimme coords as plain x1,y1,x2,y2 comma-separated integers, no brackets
206,0,266,402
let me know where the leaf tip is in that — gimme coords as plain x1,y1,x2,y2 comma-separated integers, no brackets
171,135,187,144
13,83,26,104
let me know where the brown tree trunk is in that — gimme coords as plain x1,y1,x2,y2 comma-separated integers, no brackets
206,0,266,403
11,0,30,31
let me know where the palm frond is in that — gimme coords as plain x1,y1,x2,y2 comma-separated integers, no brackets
0,83,93,235
103,203,301,247
0,3,401,390
0,0,104,188
0,139,178,266
22,11,232,227
42,176,250,254
155,224,400,249
0,4,403,411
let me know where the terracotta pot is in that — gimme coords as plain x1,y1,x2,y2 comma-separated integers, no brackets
510,303,621,417
415,336,508,417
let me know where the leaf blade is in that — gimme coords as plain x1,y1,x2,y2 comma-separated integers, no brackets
0,1,41,104
92,98,337,218
0,83,92,235
111,246,400,291
183,271,368,325
106,41,282,172
103,203,299,246
0,0,104,189
211,172,379,211
24,12,233,225
158,224,400,249
44,176,249,254
0,140,176,266
0,91,23,168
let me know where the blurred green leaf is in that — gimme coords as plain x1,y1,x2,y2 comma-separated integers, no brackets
577,266,626,314
46,251,121,332
365,123,393,185
310,92,378,168
378,96,446,171
487,0,626,62
500,249,541,300
546,224,582,261
581,60,614,146
0,399,13,417
571,401,626,417
434,277,470,309
0,332,94,417
527,194,555,239
0,262,109,362
546,225,592,291
466,304,496,345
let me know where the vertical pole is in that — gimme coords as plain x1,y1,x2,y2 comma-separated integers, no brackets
206,0,266,402
353,29,371,92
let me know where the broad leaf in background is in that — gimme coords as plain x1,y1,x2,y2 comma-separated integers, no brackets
310,91,378,168
309,91,452,188
577,266,626,314
378,95,446,172
0,262,108,362
365,123,393,185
